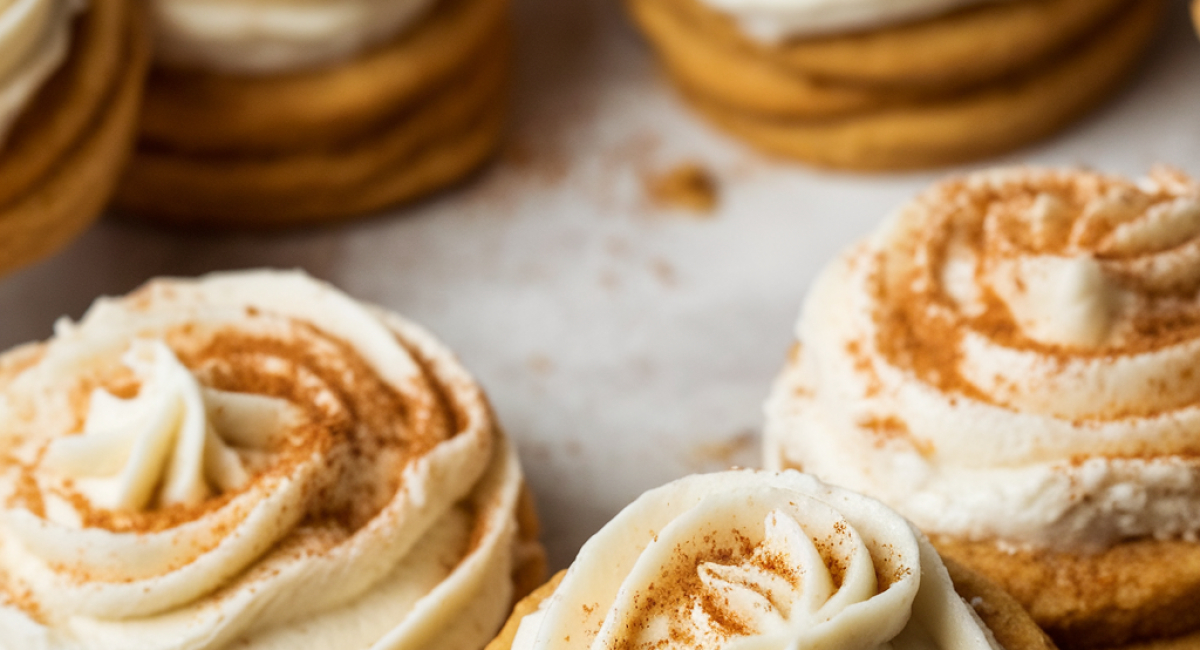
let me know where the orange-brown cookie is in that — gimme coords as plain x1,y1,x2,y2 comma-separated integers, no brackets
628,0,1160,171
484,571,565,650
0,0,149,276
686,0,1160,171
114,0,511,229
650,0,1130,90
115,31,508,228
511,483,549,604
484,561,1054,650
934,536,1200,650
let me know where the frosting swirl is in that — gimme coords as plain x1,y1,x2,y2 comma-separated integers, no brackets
0,0,84,146
0,270,526,650
693,0,1009,43
148,0,439,74
765,167,1200,550
509,470,999,650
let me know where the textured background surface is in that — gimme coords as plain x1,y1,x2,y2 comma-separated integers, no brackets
1,0,1199,569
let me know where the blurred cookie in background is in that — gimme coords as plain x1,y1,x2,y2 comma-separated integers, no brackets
115,0,511,229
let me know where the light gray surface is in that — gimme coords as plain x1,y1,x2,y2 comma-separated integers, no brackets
1,0,1198,569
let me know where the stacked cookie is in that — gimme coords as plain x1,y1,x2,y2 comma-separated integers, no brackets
627,0,1162,170
115,0,511,228
0,0,148,275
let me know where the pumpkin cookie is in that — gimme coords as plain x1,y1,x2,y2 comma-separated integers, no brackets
0,0,149,276
0,270,547,650
764,166,1200,648
486,470,1055,650
115,0,511,228
628,0,1161,170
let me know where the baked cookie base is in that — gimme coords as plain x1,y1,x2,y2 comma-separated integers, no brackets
934,535,1200,649
483,559,1054,650
630,0,1161,171
512,482,549,604
114,0,510,229
0,0,148,276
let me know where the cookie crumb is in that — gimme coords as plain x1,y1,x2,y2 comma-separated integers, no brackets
645,163,719,214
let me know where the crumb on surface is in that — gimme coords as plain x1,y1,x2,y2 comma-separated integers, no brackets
645,163,719,214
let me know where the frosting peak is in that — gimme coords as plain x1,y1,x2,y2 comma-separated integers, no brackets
40,340,286,512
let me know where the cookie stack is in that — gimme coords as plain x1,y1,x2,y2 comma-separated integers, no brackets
0,0,148,275
115,0,511,228
628,0,1162,170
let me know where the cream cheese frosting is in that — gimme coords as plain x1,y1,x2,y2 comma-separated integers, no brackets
0,0,84,147
695,0,1008,43
765,166,1200,552
148,0,440,74
509,470,1000,650
0,270,526,650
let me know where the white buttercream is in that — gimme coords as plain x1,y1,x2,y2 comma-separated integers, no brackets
695,0,1007,43
765,167,1200,551
0,0,83,147
149,0,439,74
511,470,999,650
0,270,525,650
40,340,280,511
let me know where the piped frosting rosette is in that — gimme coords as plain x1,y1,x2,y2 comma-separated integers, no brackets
766,166,1200,550
509,470,999,650
0,270,527,650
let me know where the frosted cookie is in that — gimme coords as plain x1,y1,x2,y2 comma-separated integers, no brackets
627,0,1161,170
114,0,511,228
764,166,1200,647
0,0,148,276
0,270,546,649
485,470,1055,650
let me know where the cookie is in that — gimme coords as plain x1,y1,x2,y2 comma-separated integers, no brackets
935,536,1200,649
484,571,565,650
115,0,511,228
512,483,550,604
486,471,1056,650
139,0,509,155
764,166,1200,649
0,0,149,276
686,0,1160,170
628,0,1160,170
0,270,545,649
115,32,508,228
649,0,1131,90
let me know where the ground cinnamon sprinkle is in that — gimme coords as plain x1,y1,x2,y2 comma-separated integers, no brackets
858,415,934,456
867,170,1200,413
